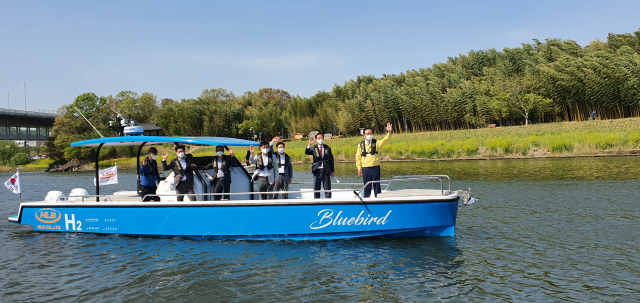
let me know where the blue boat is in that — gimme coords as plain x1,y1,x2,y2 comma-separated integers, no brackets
7,136,475,240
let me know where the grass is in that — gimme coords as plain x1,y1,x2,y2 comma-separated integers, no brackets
5,117,640,172
224,118,640,163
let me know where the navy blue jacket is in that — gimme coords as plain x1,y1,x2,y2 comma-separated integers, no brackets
140,159,160,186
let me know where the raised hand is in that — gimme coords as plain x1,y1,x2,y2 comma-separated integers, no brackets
141,158,148,166
228,147,234,156
386,123,392,133
249,145,254,155
308,136,314,146
162,152,168,160
272,136,281,143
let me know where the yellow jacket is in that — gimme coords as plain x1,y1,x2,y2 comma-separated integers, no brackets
356,132,391,170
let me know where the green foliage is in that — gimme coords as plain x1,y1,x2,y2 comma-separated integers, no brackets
9,153,32,166
45,28,640,165
0,141,19,165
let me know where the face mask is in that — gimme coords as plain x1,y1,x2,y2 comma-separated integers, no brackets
316,139,324,145
278,148,285,154
262,148,269,154
365,135,373,141
178,152,186,159
217,151,224,157
151,155,158,160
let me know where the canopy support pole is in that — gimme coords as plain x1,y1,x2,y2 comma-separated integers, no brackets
95,143,104,202
136,142,147,196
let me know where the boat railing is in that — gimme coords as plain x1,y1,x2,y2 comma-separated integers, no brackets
44,175,451,202
55,195,114,202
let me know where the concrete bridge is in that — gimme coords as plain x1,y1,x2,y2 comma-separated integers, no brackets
0,108,58,141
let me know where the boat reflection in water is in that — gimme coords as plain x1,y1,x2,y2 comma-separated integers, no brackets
7,136,476,240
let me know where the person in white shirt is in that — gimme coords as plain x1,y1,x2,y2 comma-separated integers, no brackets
249,140,280,200
305,133,334,199
274,142,293,199
162,145,203,201
200,146,239,201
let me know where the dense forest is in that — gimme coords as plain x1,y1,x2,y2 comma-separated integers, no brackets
45,29,640,162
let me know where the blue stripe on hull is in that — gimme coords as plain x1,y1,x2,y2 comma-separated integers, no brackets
16,201,458,240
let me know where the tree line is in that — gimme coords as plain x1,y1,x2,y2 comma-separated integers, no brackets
44,29,640,163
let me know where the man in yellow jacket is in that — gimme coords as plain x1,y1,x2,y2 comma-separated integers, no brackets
356,123,392,198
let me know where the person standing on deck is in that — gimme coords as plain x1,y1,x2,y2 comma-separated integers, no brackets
200,146,239,201
249,138,280,200
305,133,334,199
139,147,161,201
162,145,203,201
356,123,393,198
274,142,293,199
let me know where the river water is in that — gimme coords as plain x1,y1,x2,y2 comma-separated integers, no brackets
1,157,639,302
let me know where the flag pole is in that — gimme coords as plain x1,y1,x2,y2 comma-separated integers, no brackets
17,167,22,203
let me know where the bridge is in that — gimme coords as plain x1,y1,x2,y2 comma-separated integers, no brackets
0,108,58,141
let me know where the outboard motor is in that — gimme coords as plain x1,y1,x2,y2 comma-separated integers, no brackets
68,188,90,202
44,191,66,203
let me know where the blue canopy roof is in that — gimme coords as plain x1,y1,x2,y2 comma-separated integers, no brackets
71,136,260,147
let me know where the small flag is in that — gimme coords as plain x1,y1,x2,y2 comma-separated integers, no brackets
94,165,118,186
4,171,21,194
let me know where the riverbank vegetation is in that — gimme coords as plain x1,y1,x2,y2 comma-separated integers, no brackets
10,28,640,169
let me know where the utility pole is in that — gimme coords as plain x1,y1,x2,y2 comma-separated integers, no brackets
18,82,26,111
8,91,15,108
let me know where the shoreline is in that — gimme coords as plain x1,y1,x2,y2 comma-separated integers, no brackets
3,152,639,173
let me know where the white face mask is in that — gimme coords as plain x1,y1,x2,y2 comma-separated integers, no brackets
365,135,373,141
151,155,158,160
262,148,269,154
178,152,186,159
278,148,285,154
316,139,324,145
217,151,224,157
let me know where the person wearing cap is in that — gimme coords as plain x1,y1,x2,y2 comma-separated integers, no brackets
200,145,240,201
356,123,392,198
306,133,334,199
139,147,161,201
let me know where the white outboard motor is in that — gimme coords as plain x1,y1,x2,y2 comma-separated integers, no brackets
44,191,65,203
68,188,90,202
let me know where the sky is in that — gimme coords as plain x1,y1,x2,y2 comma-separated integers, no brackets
1,0,639,112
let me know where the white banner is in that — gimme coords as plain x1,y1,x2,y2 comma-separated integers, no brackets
94,165,118,187
4,171,21,194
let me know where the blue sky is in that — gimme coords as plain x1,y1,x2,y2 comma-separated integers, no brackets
1,0,639,111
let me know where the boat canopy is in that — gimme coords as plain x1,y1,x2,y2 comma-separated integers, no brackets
70,136,260,148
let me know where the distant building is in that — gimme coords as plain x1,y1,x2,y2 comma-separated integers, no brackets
14,140,45,147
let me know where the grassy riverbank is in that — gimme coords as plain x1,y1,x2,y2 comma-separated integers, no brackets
4,118,640,172
206,117,640,163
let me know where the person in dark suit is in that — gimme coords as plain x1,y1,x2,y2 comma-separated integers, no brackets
162,145,203,201
305,133,334,199
139,147,161,201
199,145,240,200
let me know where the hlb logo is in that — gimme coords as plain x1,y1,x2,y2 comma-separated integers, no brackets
35,208,62,223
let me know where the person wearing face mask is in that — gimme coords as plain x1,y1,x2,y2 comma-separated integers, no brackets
139,147,161,201
249,140,280,200
200,145,239,201
305,133,334,199
273,142,293,199
356,123,393,198
162,145,201,201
